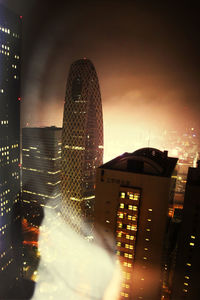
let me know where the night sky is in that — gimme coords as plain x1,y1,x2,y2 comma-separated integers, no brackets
1,0,200,161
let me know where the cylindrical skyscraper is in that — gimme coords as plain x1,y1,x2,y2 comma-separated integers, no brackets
61,58,103,234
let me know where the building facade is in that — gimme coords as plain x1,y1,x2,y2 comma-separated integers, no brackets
21,127,62,282
61,58,103,234
171,163,200,300
94,148,177,300
0,4,22,295
22,127,62,224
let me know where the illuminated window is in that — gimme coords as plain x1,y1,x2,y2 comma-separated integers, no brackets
118,222,122,228
128,193,134,200
122,283,130,289
118,213,124,219
124,244,133,250
124,253,133,259
117,232,122,237
189,242,194,246
121,192,126,198
121,292,129,298
133,193,139,200
120,203,124,209
127,224,137,231
186,263,191,267
128,215,137,221
122,272,131,280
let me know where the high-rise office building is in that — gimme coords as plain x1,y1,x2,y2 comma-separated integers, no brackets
61,58,103,233
22,127,62,224
0,4,21,295
171,163,200,300
21,127,62,282
94,148,177,300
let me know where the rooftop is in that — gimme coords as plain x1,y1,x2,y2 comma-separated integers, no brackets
101,148,178,178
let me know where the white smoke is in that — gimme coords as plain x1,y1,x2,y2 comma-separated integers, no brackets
32,209,121,300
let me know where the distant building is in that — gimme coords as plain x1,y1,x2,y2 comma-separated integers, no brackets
61,58,103,234
161,127,200,205
0,4,22,295
171,163,200,300
22,127,62,225
94,148,177,300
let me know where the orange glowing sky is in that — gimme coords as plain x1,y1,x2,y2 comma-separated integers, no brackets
3,0,199,162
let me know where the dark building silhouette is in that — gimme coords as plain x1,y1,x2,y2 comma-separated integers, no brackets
0,4,22,296
171,163,200,300
161,207,183,298
61,58,103,234
94,148,177,300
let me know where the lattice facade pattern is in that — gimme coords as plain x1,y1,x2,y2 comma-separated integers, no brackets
61,59,103,233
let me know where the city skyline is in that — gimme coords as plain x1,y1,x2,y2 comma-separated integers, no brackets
1,2,200,299
1,1,200,162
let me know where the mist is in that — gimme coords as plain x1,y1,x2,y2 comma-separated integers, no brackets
5,0,197,163
32,208,121,300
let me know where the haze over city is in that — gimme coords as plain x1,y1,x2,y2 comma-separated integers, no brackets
1,1,200,299
1,0,200,161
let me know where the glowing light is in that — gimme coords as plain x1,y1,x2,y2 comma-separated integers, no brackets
33,209,121,300
23,241,38,247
